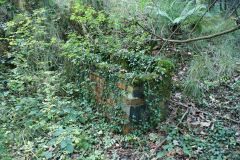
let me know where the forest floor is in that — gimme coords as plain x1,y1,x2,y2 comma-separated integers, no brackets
0,60,240,160
101,62,240,160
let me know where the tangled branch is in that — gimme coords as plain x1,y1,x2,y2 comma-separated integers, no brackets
137,21,240,43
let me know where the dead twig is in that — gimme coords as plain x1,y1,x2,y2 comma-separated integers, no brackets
178,108,190,126
149,138,167,157
170,100,240,124
147,108,189,159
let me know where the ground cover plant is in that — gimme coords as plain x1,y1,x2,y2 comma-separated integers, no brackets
0,0,240,159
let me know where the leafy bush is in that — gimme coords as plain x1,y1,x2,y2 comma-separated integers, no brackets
3,8,63,72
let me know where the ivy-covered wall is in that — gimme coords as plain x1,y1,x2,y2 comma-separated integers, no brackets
84,57,173,132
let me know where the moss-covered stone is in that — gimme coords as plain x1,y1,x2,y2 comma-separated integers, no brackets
157,59,174,72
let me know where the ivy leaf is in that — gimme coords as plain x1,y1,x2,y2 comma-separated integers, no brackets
29,110,38,115
53,128,64,136
66,144,74,153
48,138,57,145
82,141,89,150
166,135,172,141
79,117,86,124
163,143,174,151
183,146,191,155
41,151,52,159
60,140,67,148
0,146,5,153
157,151,166,158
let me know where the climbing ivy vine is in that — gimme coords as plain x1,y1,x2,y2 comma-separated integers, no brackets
61,1,173,131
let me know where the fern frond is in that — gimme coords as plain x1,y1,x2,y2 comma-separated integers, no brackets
173,4,206,24
156,10,173,23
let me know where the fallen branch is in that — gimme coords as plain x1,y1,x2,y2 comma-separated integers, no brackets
136,20,240,43
149,138,167,158
146,108,189,159
151,25,240,43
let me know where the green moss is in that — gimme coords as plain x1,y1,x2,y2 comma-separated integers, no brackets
156,66,167,74
117,73,127,79
140,72,158,81
121,60,130,71
127,72,159,85
94,62,121,72
131,78,142,86
94,62,111,70
157,60,173,72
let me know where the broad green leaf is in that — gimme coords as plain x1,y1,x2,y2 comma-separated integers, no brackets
156,10,173,23
60,140,67,148
65,138,72,144
66,144,74,153
180,0,194,16
0,146,5,153
82,141,89,150
48,138,57,145
79,117,86,124
157,151,166,158
173,4,206,24
53,128,64,136
183,146,191,155
41,151,52,159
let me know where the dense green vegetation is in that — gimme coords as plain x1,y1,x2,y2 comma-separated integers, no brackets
0,0,240,159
